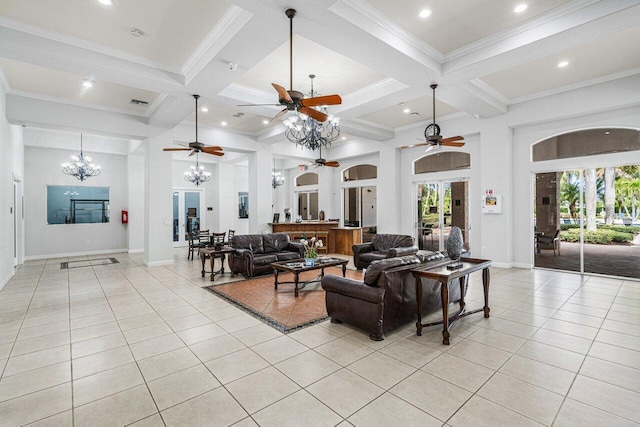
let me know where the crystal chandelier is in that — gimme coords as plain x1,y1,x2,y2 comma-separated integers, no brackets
184,153,210,186
283,75,340,151
61,134,101,181
272,158,285,189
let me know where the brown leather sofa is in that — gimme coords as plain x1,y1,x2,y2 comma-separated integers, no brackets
352,234,419,270
322,252,463,340
229,233,304,278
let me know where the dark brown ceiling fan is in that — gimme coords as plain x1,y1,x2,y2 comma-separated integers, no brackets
163,95,224,157
401,84,464,152
299,146,339,168
238,8,342,123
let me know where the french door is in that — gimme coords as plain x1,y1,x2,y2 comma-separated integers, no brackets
172,189,205,247
415,180,469,253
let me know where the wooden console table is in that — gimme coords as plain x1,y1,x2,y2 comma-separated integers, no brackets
412,258,492,345
200,246,235,281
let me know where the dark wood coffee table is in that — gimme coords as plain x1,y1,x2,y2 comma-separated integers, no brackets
200,246,235,281
272,258,348,297
412,257,492,345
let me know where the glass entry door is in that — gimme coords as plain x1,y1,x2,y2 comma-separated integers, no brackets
415,180,469,253
172,189,204,247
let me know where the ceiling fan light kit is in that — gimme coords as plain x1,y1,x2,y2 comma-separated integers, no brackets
61,133,102,181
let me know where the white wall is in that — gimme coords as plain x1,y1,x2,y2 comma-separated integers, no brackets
127,154,145,252
0,86,24,290
24,145,128,258
233,165,249,234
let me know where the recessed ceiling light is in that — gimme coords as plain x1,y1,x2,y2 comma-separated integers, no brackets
129,28,144,37
341,136,347,141
419,9,432,18
262,120,269,125
221,121,227,126
98,0,113,5
82,79,94,88
514,4,528,13
557,60,569,68
200,107,208,112
403,108,411,114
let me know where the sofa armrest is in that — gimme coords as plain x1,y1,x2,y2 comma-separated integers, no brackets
233,248,253,258
321,275,384,304
352,242,375,269
286,241,305,257
388,246,418,258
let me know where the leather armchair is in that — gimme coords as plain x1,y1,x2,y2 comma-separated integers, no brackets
352,234,418,270
322,252,457,340
229,233,304,278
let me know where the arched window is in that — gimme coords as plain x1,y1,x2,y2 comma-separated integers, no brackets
414,152,470,174
343,164,377,182
296,172,318,186
533,128,639,162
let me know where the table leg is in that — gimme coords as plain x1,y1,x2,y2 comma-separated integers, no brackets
482,267,491,318
441,280,450,345
342,264,346,277
294,272,299,297
220,254,225,274
458,276,466,313
209,255,215,281
273,269,279,290
200,254,206,278
415,277,423,336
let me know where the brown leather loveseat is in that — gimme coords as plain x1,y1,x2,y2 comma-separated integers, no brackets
322,252,462,340
352,234,419,270
229,233,304,278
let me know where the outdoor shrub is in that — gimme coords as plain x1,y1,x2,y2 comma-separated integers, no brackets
560,229,633,244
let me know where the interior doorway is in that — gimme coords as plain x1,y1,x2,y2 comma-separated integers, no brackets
415,180,469,253
172,189,205,247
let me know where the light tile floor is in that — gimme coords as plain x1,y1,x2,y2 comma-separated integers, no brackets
0,250,639,426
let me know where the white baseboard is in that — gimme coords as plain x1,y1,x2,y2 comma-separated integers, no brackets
511,262,533,269
491,261,513,269
0,269,15,292
143,259,174,267
128,249,144,254
25,248,128,261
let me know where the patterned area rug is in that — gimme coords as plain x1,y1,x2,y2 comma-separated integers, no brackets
205,266,363,333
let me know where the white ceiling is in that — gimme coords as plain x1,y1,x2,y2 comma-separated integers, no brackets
1,0,639,154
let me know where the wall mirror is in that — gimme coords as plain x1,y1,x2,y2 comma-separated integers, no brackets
238,192,248,218
47,185,110,224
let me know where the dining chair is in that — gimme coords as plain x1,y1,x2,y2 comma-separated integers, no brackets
227,229,235,245
187,232,203,260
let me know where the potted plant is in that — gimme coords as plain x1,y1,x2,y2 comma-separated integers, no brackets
300,237,323,266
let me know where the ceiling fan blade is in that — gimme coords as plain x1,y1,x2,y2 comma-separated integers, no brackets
401,142,430,149
299,106,328,122
324,161,340,167
189,150,197,157
201,146,225,155
237,103,282,107
202,145,223,151
441,141,465,147
441,136,464,143
163,148,191,152
272,83,293,103
300,94,342,107
270,108,288,123
425,145,437,153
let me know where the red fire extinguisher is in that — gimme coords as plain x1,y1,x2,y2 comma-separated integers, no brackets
121,210,128,224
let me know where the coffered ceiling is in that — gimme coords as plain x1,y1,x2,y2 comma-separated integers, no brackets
0,0,639,152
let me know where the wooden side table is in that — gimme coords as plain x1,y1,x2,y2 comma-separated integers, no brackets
200,246,235,281
412,258,492,345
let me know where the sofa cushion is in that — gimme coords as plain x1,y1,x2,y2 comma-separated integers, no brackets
372,234,414,251
276,251,300,262
264,233,290,253
231,235,264,254
253,254,278,266
416,251,445,263
359,252,388,265
364,255,420,286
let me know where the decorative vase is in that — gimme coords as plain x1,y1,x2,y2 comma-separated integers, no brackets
319,210,325,221
446,226,464,261
305,257,316,267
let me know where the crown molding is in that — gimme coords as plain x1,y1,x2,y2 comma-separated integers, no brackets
511,67,640,105
0,66,10,93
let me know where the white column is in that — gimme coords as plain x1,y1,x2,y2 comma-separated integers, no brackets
478,116,513,265
144,129,174,266
127,154,144,252
318,166,334,219
377,145,401,233
218,163,235,233
248,150,273,233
